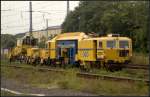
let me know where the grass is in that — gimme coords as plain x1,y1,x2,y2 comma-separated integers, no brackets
1,64,149,96
1,59,27,66
1,59,149,79
131,52,149,65
91,68,149,80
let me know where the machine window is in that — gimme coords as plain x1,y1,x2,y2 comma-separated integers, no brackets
119,40,129,48
107,40,116,48
99,41,102,48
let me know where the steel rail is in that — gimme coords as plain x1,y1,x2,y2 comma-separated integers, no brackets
123,64,149,70
76,72,149,85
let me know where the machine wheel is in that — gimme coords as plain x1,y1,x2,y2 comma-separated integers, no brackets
117,65,123,71
113,64,123,71
79,61,86,72
95,61,101,69
36,58,40,65
74,61,80,68
105,64,115,72
109,65,115,72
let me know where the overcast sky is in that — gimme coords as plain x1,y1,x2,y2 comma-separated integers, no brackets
1,1,80,35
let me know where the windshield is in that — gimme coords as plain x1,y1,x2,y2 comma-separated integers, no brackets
107,40,116,48
119,40,129,48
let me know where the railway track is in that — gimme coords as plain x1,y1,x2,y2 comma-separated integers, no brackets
77,73,149,85
123,64,149,70
1,65,66,73
1,64,149,85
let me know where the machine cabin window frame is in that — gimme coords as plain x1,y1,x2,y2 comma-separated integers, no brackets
99,41,103,49
106,40,116,48
119,40,129,49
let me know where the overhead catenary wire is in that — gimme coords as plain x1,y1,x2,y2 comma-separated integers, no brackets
1,12,63,27
1,11,61,27
1,2,65,19
2,19,44,28
1,15,44,25
1,9,52,15
1,1,64,10
1,10,65,20
1,1,76,34
1,9,65,13
1,13,19,17
1,13,63,26
1,23,44,33
1,1,53,13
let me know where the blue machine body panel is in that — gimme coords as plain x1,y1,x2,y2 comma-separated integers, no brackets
56,40,77,64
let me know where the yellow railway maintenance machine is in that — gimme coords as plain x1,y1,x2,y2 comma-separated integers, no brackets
9,32,132,71
9,36,38,62
26,47,49,65
26,47,40,64
47,32,90,67
47,32,132,71
77,34,132,71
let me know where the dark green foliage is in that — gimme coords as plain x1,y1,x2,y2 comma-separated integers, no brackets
38,36,46,48
1,33,25,49
14,33,25,38
62,1,149,53
1,34,17,49
38,41,45,48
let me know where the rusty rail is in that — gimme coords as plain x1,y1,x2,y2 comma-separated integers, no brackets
123,64,149,70
76,72,149,85
1,65,66,73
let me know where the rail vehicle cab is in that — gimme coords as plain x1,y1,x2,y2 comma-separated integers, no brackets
96,34,132,64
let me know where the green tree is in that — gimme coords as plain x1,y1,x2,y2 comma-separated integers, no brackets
62,1,149,53
1,34,17,49
38,36,46,48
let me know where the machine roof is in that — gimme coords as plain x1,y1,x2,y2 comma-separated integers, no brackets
47,32,90,43
46,32,131,43
86,36,131,40
56,32,89,40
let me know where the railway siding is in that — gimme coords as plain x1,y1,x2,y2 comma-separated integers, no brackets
76,72,149,85
124,64,149,70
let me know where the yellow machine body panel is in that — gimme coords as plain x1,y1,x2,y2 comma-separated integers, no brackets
27,48,32,57
94,36,132,63
9,45,30,57
49,42,56,59
27,48,39,57
46,32,90,60
39,49,49,59
96,40,105,60
116,38,132,63
56,32,89,41
12,46,22,56
78,40,96,61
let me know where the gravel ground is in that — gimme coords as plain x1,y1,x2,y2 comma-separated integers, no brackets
1,77,98,96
